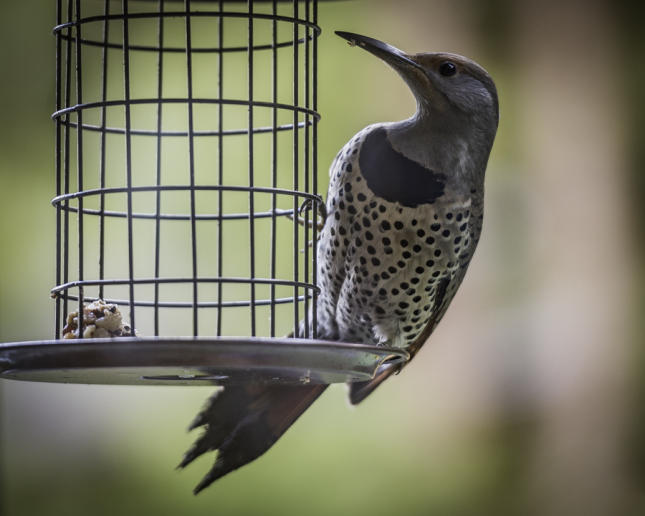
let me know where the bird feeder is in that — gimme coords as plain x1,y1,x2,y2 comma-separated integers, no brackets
0,0,407,386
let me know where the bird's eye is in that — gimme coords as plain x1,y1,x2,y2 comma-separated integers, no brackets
439,61,457,77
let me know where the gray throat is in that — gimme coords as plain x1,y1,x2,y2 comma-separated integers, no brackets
385,110,493,195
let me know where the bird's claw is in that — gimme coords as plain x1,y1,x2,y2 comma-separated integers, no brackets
288,198,327,231
299,197,327,223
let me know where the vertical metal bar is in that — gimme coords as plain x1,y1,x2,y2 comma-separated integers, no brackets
269,0,278,337
62,0,73,329
303,0,310,338
55,0,63,338
154,0,165,336
185,0,199,336
292,0,299,336
75,0,85,334
122,0,136,332
216,0,224,336
247,0,256,336
98,0,111,301
312,0,319,338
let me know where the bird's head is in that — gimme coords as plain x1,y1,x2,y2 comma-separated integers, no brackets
336,31,498,133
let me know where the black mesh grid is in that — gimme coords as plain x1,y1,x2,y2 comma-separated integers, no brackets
52,0,322,340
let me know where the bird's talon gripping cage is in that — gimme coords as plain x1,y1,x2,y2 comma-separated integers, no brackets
0,0,408,386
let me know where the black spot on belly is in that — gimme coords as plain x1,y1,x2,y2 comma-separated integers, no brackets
358,128,446,207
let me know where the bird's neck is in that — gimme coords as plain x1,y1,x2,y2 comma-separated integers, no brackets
385,110,491,193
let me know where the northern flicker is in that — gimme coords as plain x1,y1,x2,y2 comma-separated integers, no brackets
179,31,499,493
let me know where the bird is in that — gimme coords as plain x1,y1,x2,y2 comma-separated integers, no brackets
178,31,499,494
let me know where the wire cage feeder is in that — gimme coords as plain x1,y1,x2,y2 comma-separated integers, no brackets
0,0,408,386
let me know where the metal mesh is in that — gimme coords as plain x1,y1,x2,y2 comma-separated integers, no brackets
52,0,322,340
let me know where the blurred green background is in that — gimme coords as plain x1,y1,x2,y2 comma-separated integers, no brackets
2,0,645,515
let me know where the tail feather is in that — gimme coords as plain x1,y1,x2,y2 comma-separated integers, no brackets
180,383,327,494
348,360,400,405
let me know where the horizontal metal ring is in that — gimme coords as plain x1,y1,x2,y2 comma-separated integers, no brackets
52,97,320,121
51,276,321,296
59,293,310,309
54,205,300,222
55,34,316,54
53,11,321,36
51,185,324,207
57,119,314,137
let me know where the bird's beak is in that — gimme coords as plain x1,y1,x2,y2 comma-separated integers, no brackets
335,31,425,76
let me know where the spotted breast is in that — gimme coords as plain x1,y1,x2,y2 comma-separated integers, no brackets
315,123,483,352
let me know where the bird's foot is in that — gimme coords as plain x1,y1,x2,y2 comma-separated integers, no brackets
287,198,326,231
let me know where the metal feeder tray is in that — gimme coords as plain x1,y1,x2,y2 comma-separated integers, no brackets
0,337,409,386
